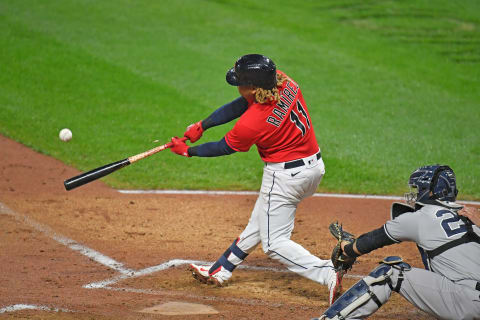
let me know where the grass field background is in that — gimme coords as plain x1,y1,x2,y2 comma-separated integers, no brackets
1,0,479,199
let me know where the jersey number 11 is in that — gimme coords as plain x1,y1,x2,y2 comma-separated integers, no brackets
290,100,311,136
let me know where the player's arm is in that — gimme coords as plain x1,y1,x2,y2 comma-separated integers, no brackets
202,97,248,129
184,97,248,142
188,137,236,157
341,226,397,258
171,117,257,157
170,136,236,157
341,209,421,258
186,120,258,157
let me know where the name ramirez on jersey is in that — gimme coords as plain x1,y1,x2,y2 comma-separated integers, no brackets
266,80,299,127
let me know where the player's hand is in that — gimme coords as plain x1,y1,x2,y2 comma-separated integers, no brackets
458,206,480,226
184,121,204,143
170,137,190,157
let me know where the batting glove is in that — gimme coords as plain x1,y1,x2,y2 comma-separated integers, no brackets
170,137,191,157
184,121,204,143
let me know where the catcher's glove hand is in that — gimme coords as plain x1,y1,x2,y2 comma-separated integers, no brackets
329,222,357,272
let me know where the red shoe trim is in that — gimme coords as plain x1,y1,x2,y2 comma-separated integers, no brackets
209,266,221,275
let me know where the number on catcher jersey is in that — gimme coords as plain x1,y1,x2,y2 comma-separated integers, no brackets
436,209,468,237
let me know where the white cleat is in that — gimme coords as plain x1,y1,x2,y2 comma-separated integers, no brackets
189,264,211,284
189,263,230,287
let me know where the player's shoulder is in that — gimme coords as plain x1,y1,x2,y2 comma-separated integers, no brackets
386,205,431,231
387,209,418,225
234,105,267,132
277,70,299,88
412,204,463,228
419,204,456,216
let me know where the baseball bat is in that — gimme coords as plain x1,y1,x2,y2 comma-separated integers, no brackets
64,138,185,191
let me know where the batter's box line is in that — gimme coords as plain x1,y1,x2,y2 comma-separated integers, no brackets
0,304,74,314
84,259,364,290
87,262,355,308
0,201,134,275
83,259,295,289
89,265,363,308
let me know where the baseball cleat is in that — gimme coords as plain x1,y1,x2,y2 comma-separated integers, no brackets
208,274,225,287
189,263,228,286
328,269,344,305
209,265,232,286
189,263,212,284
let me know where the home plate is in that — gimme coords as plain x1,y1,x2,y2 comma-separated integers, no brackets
139,301,219,315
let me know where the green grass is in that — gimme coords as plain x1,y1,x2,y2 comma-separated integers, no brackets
0,0,479,199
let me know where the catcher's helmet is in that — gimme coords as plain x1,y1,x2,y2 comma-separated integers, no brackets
226,54,276,90
405,165,459,207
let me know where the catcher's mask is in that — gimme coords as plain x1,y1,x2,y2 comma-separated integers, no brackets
226,54,276,90
404,165,459,208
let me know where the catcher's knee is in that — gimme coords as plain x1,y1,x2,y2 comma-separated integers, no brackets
315,256,411,320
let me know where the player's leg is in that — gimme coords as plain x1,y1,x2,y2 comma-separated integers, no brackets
315,258,480,320
313,257,411,320
259,188,334,285
258,159,342,303
190,179,264,285
392,267,480,320
205,198,263,284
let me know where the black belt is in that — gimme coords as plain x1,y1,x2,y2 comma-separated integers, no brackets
284,152,321,169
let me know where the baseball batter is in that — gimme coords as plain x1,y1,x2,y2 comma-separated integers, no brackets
316,165,480,320
170,54,343,304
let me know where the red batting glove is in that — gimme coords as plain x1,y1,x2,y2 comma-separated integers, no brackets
184,121,204,143
170,137,190,157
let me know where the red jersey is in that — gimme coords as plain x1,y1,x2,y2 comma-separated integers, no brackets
225,71,319,162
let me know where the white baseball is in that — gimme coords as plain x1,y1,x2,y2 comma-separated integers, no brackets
59,128,72,142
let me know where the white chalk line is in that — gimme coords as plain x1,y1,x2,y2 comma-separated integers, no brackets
0,202,134,275
84,258,364,289
84,259,210,289
0,304,72,314
0,201,364,312
118,189,480,205
84,259,297,288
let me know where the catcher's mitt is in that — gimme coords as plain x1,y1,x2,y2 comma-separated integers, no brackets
329,222,357,272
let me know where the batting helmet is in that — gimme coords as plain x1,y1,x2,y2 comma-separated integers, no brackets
226,54,276,90
405,165,459,207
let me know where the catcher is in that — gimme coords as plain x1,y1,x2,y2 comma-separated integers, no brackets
315,165,480,320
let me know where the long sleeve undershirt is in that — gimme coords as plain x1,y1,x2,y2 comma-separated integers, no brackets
201,97,248,130
188,97,247,157
188,137,235,157
344,226,396,257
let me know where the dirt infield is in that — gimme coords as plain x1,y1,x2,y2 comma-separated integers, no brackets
0,135,437,319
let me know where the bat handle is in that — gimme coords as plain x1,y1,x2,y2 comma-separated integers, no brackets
127,137,187,163
167,136,188,146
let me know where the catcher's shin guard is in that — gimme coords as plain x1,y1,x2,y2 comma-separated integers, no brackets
313,256,411,320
